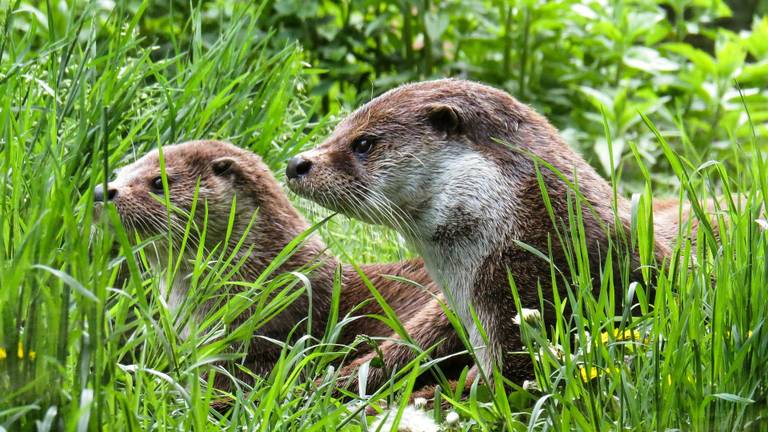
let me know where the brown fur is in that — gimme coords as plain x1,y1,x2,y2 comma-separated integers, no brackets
287,79,677,384
654,196,729,250
98,140,470,395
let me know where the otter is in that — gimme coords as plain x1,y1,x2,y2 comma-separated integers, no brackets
286,79,675,384
94,139,470,395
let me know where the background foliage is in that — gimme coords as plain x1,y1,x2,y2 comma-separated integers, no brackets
9,0,768,183
128,0,768,187
1,0,767,430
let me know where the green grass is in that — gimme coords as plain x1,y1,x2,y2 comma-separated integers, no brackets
1,1,767,431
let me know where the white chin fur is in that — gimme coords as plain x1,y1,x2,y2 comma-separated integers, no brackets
388,147,514,376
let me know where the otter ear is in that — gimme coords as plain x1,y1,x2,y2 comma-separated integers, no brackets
211,157,241,178
426,104,461,136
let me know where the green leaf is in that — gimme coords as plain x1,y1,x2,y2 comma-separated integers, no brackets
579,86,614,112
623,47,679,72
424,12,449,41
710,393,755,404
33,265,99,303
664,43,717,75
743,17,768,58
716,39,746,79
738,60,768,83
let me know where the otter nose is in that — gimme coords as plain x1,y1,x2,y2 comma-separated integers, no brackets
94,184,117,202
286,156,312,179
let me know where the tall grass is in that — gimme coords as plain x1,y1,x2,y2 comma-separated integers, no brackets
0,2,336,429
505,112,768,430
1,1,767,431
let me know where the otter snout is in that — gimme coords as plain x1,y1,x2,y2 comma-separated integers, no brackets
94,183,117,202
286,156,312,179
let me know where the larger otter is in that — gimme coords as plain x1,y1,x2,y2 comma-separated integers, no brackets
286,79,673,383
95,140,469,393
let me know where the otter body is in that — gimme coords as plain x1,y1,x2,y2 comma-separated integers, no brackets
97,140,468,391
287,79,673,381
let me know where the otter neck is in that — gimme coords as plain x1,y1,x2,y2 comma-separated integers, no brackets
157,194,338,336
222,185,339,280
399,148,519,374
398,139,637,376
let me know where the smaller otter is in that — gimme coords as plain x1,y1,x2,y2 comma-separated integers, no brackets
286,79,674,383
95,140,470,395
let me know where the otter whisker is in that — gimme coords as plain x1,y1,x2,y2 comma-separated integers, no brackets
355,183,419,240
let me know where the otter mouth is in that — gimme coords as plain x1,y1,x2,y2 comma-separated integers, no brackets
91,202,127,235
284,177,307,196
287,178,352,216
93,201,172,241
288,178,418,236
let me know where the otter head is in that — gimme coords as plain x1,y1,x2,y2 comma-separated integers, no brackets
286,79,545,243
96,140,290,256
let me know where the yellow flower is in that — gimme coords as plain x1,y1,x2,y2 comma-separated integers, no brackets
579,365,611,382
725,330,754,339
20,343,36,361
580,366,597,382
0,343,36,361
601,329,642,344
666,373,696,385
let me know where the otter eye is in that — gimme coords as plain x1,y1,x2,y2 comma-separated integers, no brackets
150,176,165,192
351,137,375,155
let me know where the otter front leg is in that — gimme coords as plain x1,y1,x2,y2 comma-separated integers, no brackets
336,298,469,395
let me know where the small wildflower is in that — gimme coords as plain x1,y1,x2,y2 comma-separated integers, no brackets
523,380,539,391
370,406,439,432
445,411,460,425
16,342,35,360
580,365,598,382
579,365,611,383
0,343,35,361
725,329,754,339
413,397,427,409
512,308,542,326
537,343,566,362
601,329,642,344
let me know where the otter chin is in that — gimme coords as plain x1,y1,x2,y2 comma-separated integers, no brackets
97,139,469,398
287,78,674,382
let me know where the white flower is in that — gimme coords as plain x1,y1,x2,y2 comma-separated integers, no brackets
539,343,565,360
413,397,428,409
512,308,541,326
523,380,539,391
445,411,460,425
370,406,439,432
